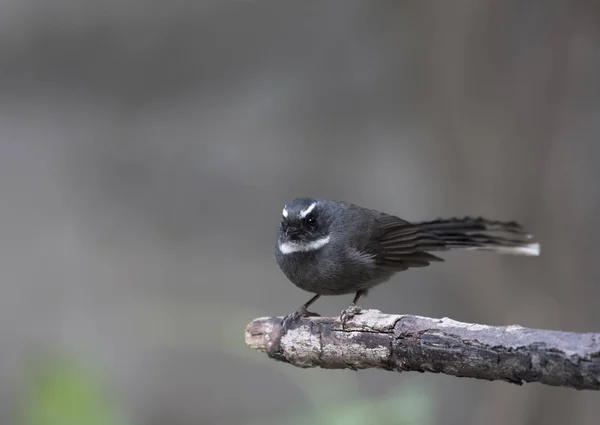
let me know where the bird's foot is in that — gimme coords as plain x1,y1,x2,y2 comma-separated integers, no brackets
340,304,363,326
282,306,320,329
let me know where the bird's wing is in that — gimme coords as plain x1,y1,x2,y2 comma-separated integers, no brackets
364,211,448,270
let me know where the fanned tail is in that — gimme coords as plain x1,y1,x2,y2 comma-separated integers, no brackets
415,216,540,256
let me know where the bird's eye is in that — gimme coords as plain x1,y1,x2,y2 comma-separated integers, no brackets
306,215,317,227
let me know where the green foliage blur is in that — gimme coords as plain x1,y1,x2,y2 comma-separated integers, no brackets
18,355,130,425
245,386,434,425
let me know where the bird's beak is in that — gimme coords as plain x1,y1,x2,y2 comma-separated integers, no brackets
285,226,301,239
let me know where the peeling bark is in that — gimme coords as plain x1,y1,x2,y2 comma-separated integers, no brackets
245,309,600,390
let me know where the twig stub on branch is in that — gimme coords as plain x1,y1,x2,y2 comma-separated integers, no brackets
245,309,600,390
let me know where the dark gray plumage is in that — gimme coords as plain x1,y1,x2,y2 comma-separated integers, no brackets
275,197,539,324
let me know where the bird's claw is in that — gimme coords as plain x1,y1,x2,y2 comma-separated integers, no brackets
340,304,363,326
282,306,320,329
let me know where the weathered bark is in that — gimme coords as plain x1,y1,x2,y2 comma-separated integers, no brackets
245,309,600,390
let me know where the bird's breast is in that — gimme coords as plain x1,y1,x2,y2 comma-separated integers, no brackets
275,245,390,295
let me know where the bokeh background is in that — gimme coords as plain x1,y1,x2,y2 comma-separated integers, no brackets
1,1,600,424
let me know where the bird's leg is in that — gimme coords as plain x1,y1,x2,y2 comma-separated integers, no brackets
340,290,367,325
296,293,322,317
282,294,321,328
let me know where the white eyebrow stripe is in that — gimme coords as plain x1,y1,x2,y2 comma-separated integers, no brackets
282,208,288,218
299,202,317,218
278,235,330,254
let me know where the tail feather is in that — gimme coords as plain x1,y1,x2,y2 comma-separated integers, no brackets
415,216,540,256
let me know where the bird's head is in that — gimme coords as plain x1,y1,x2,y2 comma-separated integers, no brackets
278,198,334,254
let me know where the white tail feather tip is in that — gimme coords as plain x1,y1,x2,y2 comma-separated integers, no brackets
495,243,540,256
464,242,540,256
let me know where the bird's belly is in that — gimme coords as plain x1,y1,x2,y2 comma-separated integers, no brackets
291,275,358,295
278,252,393,296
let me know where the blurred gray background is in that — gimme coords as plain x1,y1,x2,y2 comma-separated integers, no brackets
1,1,600,424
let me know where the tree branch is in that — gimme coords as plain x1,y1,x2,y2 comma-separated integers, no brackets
245,309,600,390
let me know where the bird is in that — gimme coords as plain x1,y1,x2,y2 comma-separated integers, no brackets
274,197,540,325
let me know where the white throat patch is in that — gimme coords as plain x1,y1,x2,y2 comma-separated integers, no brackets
278,234,331,254
299,202,317,218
